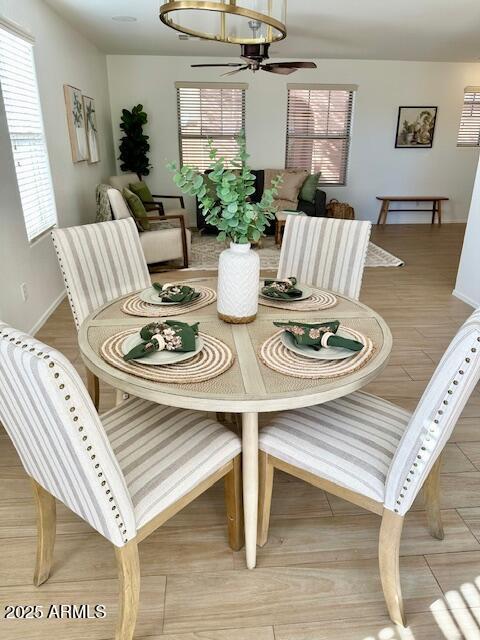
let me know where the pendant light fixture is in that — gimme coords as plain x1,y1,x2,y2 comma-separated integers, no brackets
159,1,287,45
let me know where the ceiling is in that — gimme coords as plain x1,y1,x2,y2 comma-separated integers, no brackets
45,0,480,62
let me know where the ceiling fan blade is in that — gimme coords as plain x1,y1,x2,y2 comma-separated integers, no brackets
221,65,249,77
262,65,297,75
266,61,318,69
191,63,243,68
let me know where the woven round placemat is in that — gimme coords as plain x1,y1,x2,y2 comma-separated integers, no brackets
258,290,337,311
122,286,217,317
100,327,234,383
260,327,374,379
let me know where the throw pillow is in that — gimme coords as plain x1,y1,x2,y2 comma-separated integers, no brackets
299,172,321,204
128,181,156,211
122,188,151,231
265,168,308,203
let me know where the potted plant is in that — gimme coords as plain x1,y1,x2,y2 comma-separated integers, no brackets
119,104,151,178
168,133,281,323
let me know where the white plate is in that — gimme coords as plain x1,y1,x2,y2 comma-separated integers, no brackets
280,328,361,360
122,333,204,365
259,282,313,302
138,286,200,306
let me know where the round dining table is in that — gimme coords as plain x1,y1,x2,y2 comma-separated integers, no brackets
78,276,392,570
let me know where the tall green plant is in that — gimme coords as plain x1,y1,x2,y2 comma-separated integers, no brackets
168,133,281,244
119,104,151,177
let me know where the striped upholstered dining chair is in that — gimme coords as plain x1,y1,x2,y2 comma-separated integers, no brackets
0,324,242,640
257,308,480,626
277,216,372,300
51,218,151,408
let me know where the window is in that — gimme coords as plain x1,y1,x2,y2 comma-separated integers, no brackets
0,21,57,241
176,82,246,171
286,84,356,186
457,86,480,147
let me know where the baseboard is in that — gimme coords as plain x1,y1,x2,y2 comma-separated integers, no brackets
30,291,67,335
452,288,480,309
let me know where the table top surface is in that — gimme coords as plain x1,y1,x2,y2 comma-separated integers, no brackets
78,277,392,413
376,196,449,201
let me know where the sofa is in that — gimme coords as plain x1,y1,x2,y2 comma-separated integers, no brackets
197,169,327,235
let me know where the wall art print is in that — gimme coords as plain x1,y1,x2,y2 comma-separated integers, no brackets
395,106,437,148
63,84,88,162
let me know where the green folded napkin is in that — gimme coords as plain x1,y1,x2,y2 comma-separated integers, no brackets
262,276,303,299
152,282,200,303
124,320,199,361
274,320,364,352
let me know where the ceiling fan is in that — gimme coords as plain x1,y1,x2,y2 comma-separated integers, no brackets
191,42,317,76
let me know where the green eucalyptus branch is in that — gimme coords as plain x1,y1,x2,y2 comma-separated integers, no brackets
167,132,282,244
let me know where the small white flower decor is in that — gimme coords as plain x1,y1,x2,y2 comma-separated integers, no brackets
123,321,198,361
168,133,282,324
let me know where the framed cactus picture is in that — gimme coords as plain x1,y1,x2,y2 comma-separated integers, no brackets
63,84,88,162
395,106,437,148
83,95,99,163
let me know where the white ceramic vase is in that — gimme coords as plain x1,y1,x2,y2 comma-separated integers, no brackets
217,242,260,324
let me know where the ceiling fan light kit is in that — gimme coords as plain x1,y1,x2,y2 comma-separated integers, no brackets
159,1,287,44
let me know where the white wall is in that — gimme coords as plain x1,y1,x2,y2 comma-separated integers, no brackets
107,55,480,226
454,155,480,308
0,0,115,333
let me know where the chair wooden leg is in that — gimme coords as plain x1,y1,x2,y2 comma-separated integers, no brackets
115,540,140,640
31,479,56,587
423,455,444,540
224,455,244,551
116,389,126,406
257,450,274,547
379,509,406,626
86,369,99,410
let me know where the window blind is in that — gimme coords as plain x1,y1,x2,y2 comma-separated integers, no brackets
0,24,57,241
176,83,246,171
457,87,480,147
285,85,355,185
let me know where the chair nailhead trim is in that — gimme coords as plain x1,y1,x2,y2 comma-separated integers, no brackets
394,338,480,513
51,235,80,328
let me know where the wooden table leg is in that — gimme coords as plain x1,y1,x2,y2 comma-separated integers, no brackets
242,412,258,570
437,200,442,226
86,369,99,410
431,201,437,225
377,200,389,225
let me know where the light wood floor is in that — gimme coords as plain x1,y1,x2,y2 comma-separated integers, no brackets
2,223,480,640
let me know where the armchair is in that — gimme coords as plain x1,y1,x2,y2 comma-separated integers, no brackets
107,188,190,269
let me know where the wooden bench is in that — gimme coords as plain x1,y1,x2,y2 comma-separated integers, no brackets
376,196,449,225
